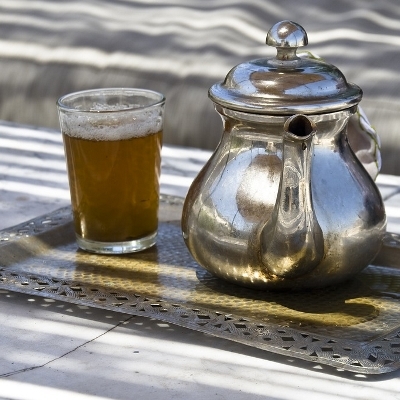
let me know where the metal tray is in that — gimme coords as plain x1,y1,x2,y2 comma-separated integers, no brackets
1,195,400,374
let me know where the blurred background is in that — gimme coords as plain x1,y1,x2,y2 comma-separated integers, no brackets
0,0,399,174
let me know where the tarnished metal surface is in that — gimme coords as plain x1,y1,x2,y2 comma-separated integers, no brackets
184,21,384,290
182,110,386,289
260,115,324,278
0,195,399,374
208,21,362,115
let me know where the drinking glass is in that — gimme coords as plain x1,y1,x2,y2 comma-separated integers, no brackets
57,88,165,254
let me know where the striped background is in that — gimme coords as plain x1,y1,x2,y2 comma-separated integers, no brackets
0,0,399,173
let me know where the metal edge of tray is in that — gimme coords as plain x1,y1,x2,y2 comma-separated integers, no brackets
0,196,399,375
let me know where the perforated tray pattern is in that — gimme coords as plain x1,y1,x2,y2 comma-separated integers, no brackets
1,196,400,374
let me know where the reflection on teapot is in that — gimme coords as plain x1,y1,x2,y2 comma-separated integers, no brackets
259,115,324,279
181,21,386,290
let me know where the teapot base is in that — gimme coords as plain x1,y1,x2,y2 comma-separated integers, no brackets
196,263,370,291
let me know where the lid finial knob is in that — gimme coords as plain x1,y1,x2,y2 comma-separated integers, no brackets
266,20,308,60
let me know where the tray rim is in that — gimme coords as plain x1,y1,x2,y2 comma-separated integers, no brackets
1,197,400,375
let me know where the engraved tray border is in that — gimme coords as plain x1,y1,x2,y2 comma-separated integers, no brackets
1,195,400,375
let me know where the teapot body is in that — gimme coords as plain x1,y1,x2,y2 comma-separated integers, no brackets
181,107,386,290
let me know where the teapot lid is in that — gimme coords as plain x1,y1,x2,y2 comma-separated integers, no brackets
209,20,362,114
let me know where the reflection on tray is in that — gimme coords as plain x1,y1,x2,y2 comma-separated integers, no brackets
1,200,400,375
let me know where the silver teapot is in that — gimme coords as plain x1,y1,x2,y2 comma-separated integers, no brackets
181,21,386,290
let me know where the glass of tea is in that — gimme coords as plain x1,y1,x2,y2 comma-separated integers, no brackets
57,88,165,254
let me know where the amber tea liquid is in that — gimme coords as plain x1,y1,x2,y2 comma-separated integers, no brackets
63,130,162,244
58,88,165,253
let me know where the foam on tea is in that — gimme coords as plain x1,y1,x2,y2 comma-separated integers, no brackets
60,103,163,141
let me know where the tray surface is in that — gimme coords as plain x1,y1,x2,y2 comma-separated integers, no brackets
1,195,400,374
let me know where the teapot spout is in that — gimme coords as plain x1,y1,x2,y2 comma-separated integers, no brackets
260,115,324,278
